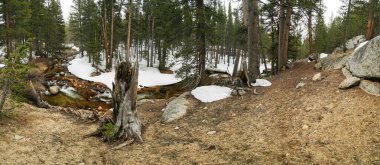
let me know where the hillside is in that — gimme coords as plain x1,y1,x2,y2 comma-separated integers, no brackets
1,61,379,164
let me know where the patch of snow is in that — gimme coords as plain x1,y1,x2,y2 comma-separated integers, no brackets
68,55,182,90
0,64,5,68
191,85,232,103
319,53,328,59
354,41,368,52
251,79,272,87
72,46,80,51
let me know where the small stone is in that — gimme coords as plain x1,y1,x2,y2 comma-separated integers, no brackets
203,106,208,110
338,77,361,89
174,126,179,130
97,106,103,110
207,131,217,135
48,86,60,95
14,135,24,140
302,125,309,130
296,82,306,89
312,73,322,81
306,107,313,112
231,113,236,117
60,72,65,76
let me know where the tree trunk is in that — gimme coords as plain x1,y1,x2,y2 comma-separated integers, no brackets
343,0,352,53
126,0,133,62
283,5,293,65
247,0,260,83
102,2,109,70
366,0,377,40
111,60,143,142
278,0,286,72
196,0,206,81
150,17,155,67
109,3,115,68
307,9,313,54
232,48,241,77
5,13,11,58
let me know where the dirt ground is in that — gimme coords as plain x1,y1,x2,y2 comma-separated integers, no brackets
1,62,379,164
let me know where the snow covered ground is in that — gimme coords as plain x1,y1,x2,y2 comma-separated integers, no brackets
0,64,4,69
319,53,329,59
354,41,369,52
68,55,182,89
191,85,232,103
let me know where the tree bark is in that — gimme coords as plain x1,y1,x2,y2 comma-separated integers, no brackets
366,0,377,40
278,0,286,72
126,0,133,62
196,0,206,81
247,0,260,83
111,60,143,142
307,9,313,54
343,0,352,53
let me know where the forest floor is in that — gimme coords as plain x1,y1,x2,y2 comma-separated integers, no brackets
1,62,380,164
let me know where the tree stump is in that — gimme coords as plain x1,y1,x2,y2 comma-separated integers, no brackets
111,60,143,143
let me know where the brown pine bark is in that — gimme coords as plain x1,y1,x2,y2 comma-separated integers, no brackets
278,0,286,72
283,5,293,65
126,0,133,62
307,9,313,54
196,0,206,81
366,0,377,40
109,3,115,68
247,0,260,83
102,1,109,70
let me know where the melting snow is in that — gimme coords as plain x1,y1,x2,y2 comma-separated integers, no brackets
251,79,272,87
319,53,328,59
191,85,232,103
0,64,4,68
67,56,181,90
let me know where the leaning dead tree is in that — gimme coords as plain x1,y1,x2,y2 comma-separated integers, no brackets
111,60,143,143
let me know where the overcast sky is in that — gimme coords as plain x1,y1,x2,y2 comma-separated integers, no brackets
60,0,343,24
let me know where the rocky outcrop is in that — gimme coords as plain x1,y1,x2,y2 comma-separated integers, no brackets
316,51,353,70
359,80,380,96
161,92,189,123
347,36,380,79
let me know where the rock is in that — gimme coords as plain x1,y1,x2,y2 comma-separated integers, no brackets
60,72,65,76
161,92,189,123
342,67,353,78
97,106,102,111
302,125,309,130
174,126,180,130
14,135,24,140
306,107,313,112
338,77,361,89
359,80,380,96
48,86,60,95
296,82,306,89
347,36,380,79
312,73,322,81
319,51,353,70
207,131,217,135
345,35,366,50
314,62,322,70
231,89,246,96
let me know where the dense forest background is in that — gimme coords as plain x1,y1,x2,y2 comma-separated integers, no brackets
0,0,379,82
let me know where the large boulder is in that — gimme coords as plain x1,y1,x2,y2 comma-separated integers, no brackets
345,35,366,50
161,92,189,123
347,36,380,79
359,80,380,96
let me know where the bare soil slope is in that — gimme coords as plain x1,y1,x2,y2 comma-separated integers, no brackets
1,62,379,164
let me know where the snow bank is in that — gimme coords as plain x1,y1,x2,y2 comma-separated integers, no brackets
251,79,272,87
68,56,181,90
354,41,369,52
319,53,328,59
0,64,4,69
191,85,232,103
